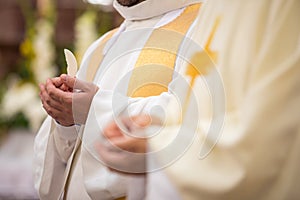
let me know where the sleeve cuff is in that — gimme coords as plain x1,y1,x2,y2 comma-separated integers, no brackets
54,120,79,141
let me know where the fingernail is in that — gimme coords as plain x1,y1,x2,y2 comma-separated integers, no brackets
60,74,66,81
63,75,68,82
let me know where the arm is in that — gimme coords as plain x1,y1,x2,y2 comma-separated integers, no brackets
34,77,79,199
33,29,119,199
33,117,78,200
38,77,80,161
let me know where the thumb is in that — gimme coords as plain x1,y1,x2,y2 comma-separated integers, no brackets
61,74,75,89
62,75,89,91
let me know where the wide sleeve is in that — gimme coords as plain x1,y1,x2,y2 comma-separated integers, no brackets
80,78,183,200
149,0,300,199
33,116,78,200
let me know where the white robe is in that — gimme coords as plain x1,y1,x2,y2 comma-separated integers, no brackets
148,0,300,199
33,0,201,199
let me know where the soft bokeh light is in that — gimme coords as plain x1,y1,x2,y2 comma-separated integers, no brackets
0,0,119,198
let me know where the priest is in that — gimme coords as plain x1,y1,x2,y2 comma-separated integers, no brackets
34,0,203,199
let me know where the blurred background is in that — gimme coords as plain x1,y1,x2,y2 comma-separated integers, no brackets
0,0,122,199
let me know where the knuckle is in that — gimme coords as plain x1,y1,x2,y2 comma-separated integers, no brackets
52,113,58,119
47,108,53,115
45,98,51,105
48,101,54,107
40,90,45,98
59,97,66,104
42,101,48,108
48,88,54,96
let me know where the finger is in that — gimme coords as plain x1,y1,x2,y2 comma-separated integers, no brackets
41,95,62,119
40,84,65,111
59,83,70,92
46,79,73,104
61,75,75,89
104,121,123,139
51,77,63,88
39,83,45,97
60,74,67,80
109,136,140,152
64,75,93,92
41,93,74,126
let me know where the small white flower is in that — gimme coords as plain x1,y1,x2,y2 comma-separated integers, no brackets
1,83,38,119
23,97,47,131
32,19,56,84
75,10,98,64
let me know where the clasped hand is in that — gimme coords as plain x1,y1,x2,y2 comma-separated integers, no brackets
96,115,154,174
39,74,98,126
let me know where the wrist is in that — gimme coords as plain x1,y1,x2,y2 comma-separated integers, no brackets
55,120,75,127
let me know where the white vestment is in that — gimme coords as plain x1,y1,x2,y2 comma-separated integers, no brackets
33,0,201,199
148,0,300,199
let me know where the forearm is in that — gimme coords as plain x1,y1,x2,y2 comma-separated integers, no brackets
33,116,77,199
53,121,78,163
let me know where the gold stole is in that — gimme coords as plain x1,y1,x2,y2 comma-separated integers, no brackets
64,3,201,200
127,3,201,97
86,28,120,81
62,30,120,199
85,3,201,98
